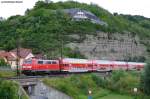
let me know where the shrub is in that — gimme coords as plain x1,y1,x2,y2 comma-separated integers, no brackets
91,74,108,88
0,58,9,67
111,70,126,81
143,60,150,95
92,70,139,94
0,80,19,99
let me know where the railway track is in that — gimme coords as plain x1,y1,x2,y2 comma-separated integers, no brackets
1,71,110,81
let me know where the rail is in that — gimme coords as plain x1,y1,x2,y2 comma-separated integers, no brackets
2,72,110,81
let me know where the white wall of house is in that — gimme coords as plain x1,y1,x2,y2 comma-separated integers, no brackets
8,60,16,69
9,53,34,69
74,11,87,19
25,53,34,59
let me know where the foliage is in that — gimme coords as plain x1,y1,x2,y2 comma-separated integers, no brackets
143,60,150,95
92,70,140,95
0,80,18,99
0,1,150,58
43,73,136,99
63,47,86,58
0,58,9,67
0,80,29,99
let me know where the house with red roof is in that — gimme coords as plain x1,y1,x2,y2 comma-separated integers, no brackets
0,48,34,69
9,48,34,69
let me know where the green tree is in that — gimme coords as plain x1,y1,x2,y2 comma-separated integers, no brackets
0,80,19,99
143,60,150,95
0,58,9,67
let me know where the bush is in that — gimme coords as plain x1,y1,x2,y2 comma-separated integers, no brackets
92,70,139,94
0,58,9,67
111,70,126,81
143,60,150,95
0,80,29,99
91,74,108,88
110,70,139,94
0,80,19,99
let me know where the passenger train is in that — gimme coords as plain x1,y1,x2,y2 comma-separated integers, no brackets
21,58,145,74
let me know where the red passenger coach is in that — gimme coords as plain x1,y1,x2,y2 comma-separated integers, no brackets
93,60,113,72
127,62,145,70
22,59,60,73
61,58,93,72
113,61,128,70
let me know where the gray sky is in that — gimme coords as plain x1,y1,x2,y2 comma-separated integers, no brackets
0,0,150,18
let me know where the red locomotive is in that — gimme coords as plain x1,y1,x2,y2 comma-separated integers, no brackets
22,58,145,74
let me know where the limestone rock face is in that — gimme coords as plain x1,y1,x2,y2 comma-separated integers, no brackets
67,32,147,60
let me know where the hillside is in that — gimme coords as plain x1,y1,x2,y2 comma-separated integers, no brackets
0,1,150,60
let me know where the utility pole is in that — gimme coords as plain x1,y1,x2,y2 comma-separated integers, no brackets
16,34,21,76
56,10,65,72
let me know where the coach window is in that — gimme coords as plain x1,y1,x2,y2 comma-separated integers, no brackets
38,61,43,64
52,61,57,64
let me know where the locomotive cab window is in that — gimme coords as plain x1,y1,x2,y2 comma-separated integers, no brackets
24,60,32,64
38,61,43,64
45,61,51,64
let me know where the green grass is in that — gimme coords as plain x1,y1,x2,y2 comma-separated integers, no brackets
0,70,16,78
99,93,133,99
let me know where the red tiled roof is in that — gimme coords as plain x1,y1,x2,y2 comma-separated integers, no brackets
0,51,15,61
10,48,32,58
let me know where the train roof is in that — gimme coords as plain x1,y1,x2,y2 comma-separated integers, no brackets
94,60,145,65
94,60,113,64
128,62,145,65
94,60,127,65
62,58,92,64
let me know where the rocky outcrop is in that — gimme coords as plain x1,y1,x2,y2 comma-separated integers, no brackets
67,32,147,61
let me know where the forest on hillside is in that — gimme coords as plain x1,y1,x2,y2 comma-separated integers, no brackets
0,1,150,59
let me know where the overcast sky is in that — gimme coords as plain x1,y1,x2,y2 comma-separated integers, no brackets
0,0,150,18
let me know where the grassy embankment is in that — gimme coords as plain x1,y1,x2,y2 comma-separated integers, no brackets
43,71,150,99
0,70,16,78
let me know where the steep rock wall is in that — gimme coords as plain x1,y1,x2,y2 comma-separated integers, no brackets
67,32,147,61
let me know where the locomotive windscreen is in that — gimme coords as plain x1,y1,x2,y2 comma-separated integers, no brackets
23,59,32,64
